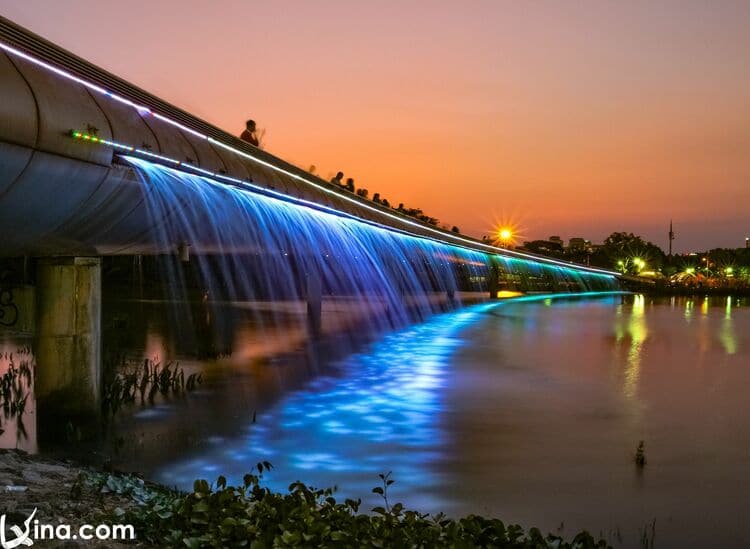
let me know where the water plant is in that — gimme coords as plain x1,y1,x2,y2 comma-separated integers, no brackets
635,441,646,468
102,358,202,416
639,519,656,549
372,470,394,513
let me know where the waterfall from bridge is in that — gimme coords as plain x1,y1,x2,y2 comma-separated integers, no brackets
124,156,617,347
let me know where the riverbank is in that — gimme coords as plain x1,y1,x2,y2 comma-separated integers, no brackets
620,280,750,297
0,449,609,548
644,287,750,297
0,449,150,547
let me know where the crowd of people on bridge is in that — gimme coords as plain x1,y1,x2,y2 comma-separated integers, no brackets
327,170,460,233
240,118,460,235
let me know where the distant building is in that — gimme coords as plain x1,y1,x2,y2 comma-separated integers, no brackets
521,239,564,255
568,237,589,251
549,236,563,246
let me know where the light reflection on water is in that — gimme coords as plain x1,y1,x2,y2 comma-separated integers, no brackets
152,293,750,547
4,293,749,547
614,294,647,400
684,297,694,321
159,302,499,509
440,294,750,548
720,296,737,355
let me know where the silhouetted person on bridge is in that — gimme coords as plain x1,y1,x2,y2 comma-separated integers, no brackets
240,119,260,147
331,171,344,186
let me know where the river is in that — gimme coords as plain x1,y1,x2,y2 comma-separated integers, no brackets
2,293,749,547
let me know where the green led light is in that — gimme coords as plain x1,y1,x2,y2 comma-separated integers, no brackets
71,131,107,145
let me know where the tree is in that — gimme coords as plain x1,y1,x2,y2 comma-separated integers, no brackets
592,232,666,273
522,240,564,257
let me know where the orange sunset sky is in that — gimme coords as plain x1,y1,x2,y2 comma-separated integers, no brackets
3,1,748,252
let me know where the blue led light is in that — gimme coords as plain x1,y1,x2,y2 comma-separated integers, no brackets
123,155,618,287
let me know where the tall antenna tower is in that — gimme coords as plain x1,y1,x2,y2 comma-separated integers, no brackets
668,220,675,256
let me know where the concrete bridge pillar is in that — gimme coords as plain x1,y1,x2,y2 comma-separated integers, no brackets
35,257,101,440
488,262,500,299
306,270,322,336
446,286,456,303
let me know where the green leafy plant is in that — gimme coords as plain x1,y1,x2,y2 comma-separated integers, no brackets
92,464,611,548
102,358,202,416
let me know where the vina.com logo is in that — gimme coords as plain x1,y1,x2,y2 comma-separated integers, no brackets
0,508,35,548
0,508,135,547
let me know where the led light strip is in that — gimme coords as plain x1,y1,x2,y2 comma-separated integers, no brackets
492,290,629,305
82,132,611,279
71,131,477,254
3,39,617,277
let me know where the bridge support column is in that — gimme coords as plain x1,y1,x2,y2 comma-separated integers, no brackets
35,257,101,442
488,262,500,299
306,270,322,337
447,287,456,303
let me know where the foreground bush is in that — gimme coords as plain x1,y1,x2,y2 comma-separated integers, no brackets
91,464,610,548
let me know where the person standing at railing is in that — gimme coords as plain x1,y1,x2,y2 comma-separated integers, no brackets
240,119,260,147
331,171,344,186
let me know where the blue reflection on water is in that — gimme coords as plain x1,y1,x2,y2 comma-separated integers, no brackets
157,301,499,508
157,294,624,507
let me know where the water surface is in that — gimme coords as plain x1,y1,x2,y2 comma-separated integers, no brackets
4,293,749,547
117,293,750,547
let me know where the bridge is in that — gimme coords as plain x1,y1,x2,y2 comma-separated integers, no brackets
0,16,620,433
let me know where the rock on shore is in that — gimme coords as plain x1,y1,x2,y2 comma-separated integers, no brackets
0,449,149,547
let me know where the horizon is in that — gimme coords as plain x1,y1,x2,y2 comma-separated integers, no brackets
3,0,748,252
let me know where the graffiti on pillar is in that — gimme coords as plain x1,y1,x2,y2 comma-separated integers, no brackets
0,344,35,451
0,287,19,327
